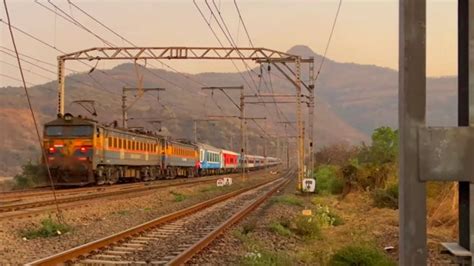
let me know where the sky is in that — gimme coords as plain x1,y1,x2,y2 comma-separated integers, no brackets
0,0,457,87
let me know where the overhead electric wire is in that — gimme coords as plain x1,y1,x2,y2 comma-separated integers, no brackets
193,0,254,91
41,0,182,115
0,72,36,86
0,48,100,89
233,0,254,47
228,1,295,133
0,18,129,88
208,0,260,92
2,0,62,220
66,0,208,88
199,0,277,137
224,1,293,131
0,59,56,80
315,0,342,82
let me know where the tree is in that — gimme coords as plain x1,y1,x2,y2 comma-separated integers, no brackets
359,127,398,165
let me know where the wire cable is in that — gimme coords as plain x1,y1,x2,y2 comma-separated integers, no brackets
315,0,342,82
2,0,63,221
233,0,254,47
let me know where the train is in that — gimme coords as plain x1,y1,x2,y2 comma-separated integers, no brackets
42,113,281,186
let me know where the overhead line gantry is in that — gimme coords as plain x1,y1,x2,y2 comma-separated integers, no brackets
56,46,314,191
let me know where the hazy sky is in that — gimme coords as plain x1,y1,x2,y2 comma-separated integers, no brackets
1,0,457,87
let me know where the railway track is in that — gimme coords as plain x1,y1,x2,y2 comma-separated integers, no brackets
0,171,267,220
27,170,292,265
0,173,242,202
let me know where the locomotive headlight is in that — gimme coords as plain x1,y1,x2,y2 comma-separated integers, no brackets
48,147,56,154
64,113,73,121
79,146,87,153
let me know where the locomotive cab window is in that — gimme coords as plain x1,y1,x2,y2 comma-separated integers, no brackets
45,125,93,137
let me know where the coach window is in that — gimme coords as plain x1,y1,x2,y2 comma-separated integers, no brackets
108,137,112,148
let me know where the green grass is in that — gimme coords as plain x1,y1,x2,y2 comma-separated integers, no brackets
233,228,292,266
315,165,344,195
293,215,322,240
314,204,345,227
271,195,304,207
241,249,293,266
21,217,71,239
170,191,187,202
329,245,396,266
268,221,292,237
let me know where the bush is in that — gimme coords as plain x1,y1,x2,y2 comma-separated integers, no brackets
21,217,70,239
372,183,398,209
314,204,344,226
269,221,292,237
315,165,344,194
13,161,46,189
293,215,321,240
329,245,395,266
272,195,304,207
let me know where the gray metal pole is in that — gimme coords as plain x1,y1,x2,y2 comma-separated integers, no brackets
399,0,427,264
122,88,127,128
458,0,472,253
308,57,315,178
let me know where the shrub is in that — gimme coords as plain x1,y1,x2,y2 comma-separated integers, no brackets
13,161,46,189
21,217,70,239
293,215,321,240
315,165,344,194
314,204,344,226
269,221,292,237
329,245,395,266
372,183,398,209
272,195,304,207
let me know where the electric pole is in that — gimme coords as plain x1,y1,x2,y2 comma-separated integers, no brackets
122,87,166,128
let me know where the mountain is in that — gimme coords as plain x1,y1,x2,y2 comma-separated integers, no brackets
287,45,457,134
1,45,457,176
0,50,368,176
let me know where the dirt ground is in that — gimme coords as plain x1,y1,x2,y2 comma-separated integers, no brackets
197,178,459,265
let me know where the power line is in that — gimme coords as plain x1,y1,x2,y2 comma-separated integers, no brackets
66,0,208,88
0,59,55,80
0,72,36,86
213,0,293,131
233,0,254,47
315,0,342,82
0,18,129,88
2,0,62,221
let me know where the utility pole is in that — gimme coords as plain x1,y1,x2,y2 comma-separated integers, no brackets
202,86,245,179
308,57,315,178
122,87,165,128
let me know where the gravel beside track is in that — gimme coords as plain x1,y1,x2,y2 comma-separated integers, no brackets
188,175,297,265
0,169,279,264
75,177,287,265
0,174,241,217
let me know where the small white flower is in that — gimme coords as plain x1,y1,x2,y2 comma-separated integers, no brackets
56,230,62,235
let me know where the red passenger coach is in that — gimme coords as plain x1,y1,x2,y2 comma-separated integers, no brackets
222,149,239,172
